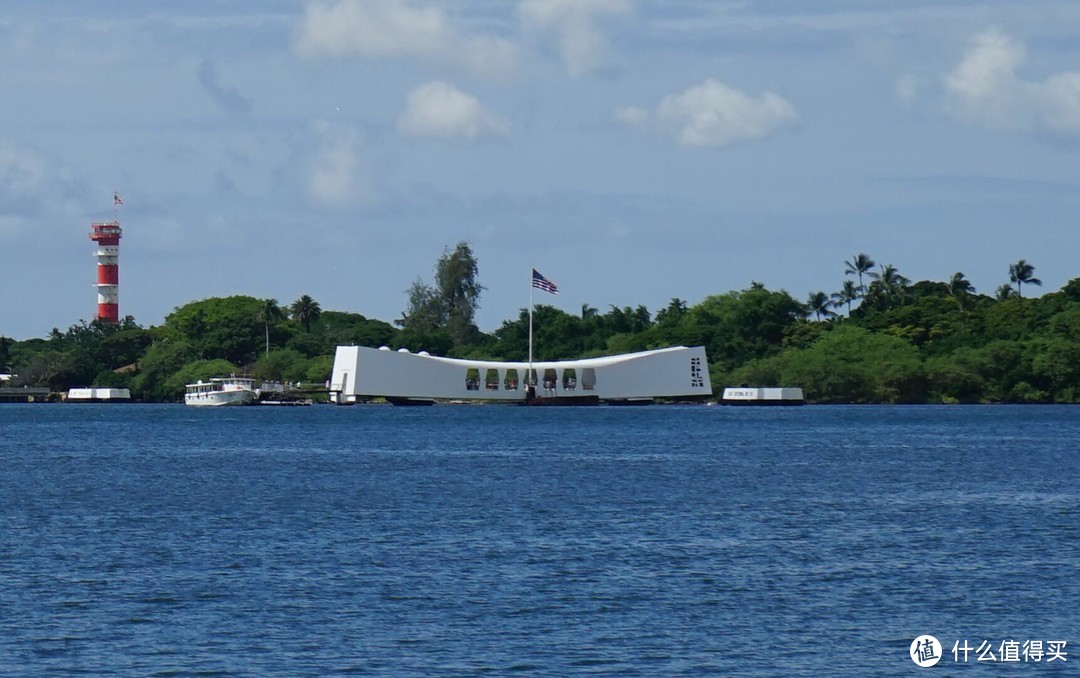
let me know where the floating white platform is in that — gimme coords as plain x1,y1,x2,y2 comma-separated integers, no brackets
721,387,805,405
329,345,711,405
67,387,131,403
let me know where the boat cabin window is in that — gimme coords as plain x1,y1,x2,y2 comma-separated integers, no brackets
581,368,597,391
465,368,480,391
504,369,519,391
484,369,499,391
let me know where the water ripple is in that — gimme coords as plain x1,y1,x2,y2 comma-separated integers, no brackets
1,404,1078,675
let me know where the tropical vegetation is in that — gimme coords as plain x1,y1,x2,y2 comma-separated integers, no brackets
3,245,1080,404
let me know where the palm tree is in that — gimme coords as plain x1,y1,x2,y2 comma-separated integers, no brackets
806,291,836,321
1008,260,1041,298
948,272,976,312
845,253,876,291
255,298,284,356
290,295,323,333
831,280,860,315
870,263,910,305
996,284,1017,301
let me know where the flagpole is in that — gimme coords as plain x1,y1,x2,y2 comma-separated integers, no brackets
528,267,534,393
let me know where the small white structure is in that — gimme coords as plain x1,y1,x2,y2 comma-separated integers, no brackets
329,345,711,404
721,387,804,406
67,387,131,403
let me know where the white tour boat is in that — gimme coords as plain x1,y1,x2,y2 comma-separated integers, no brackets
184,377,258,407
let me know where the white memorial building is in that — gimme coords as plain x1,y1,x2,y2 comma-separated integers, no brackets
328,345,711,405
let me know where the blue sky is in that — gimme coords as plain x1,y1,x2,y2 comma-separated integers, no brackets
2,0,1079,340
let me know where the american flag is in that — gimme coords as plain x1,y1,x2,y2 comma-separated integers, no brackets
113,192,124,205
532,269,559,295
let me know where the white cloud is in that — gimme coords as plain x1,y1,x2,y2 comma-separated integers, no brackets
945,28,1080,136
944,28,1025,127
1042,72,1080,135
296,0,445,58
295,0,515,78
398,82,510,141
619,79,796,148
308,121,370,207
518,0,631,76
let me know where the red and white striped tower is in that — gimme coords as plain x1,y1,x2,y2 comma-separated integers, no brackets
89,220,123,323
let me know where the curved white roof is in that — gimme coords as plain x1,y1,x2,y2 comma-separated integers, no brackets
406,345,690,371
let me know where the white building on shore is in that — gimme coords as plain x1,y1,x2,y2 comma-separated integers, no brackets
66,387,131,403
329,345,711,405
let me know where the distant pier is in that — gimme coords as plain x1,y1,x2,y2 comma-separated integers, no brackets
0,387,52,403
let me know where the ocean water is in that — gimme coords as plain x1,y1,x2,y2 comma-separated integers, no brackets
0,404,1077,676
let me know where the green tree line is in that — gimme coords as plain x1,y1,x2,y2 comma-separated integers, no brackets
3,244,1079,403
